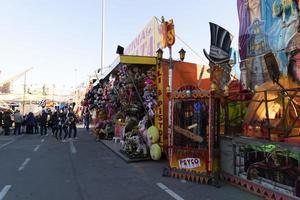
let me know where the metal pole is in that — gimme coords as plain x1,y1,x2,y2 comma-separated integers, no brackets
100,0,105,75
264,91,271,140
22,72,26,115
208,91,213,174
168,46,173,159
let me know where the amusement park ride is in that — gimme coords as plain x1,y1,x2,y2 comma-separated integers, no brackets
0,67,33,94
0,68,33,111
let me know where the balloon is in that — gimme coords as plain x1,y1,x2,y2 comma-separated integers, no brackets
147,126,159,144
150,144,161,160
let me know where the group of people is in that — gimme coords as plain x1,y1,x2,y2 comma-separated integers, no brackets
0,107,80,142
50,108,78,141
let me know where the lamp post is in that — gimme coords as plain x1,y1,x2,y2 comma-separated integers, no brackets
178,48,186,61
156,48,163,61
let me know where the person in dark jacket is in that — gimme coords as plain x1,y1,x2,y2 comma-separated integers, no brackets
40,110,48,136
57,109,68,140
67,109,77,139
3,111,12,135
35,114,40,134
0,111,3,128
51,111,59,136
26,112,36,134
84,110,91,131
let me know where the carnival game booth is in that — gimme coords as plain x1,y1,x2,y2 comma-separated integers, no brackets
221,77,300,199
84,55,162,160
83,53,211,161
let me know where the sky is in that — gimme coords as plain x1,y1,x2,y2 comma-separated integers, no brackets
0,0,239,91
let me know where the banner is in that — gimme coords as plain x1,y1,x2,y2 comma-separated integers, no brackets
237,0,300,89
161,19,176,48
124,17,162,56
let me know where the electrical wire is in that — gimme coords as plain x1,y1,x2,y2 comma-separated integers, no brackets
154,16,239,81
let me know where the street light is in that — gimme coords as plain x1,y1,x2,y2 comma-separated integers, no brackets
178,48,186,61
116,45,124,55
156,48,163,60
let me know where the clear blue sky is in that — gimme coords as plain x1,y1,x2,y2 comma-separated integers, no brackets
0,0,238,89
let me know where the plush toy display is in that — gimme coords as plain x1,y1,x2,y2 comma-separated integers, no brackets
147,126,159,144
150,143,162,160
83,64,161,160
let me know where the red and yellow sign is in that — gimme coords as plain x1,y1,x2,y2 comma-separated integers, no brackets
161,19,175,48
169,148,208,173
155,60,164,147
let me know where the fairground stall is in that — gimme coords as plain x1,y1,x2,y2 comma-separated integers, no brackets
161,21,234,185
220,1,300,199
83,50,211,160
83,55,162,160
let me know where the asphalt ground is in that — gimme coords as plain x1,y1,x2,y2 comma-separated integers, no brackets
0,128,262,200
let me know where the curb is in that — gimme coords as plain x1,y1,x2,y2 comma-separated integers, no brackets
98,139,151,163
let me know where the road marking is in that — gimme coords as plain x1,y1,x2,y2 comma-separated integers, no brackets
69,141,77,154
0,185,12,200
156,182,184,200
18,158,31,171
0,140,15,150
33,145,40,152
41,139,45,143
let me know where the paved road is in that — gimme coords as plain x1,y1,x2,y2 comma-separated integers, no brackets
0,129,261,200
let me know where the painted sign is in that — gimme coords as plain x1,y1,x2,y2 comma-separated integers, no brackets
124,17,162,56
161,19,176,48
169,148,208,173
155,61,164,147
237,0,300,89
178,158,201,169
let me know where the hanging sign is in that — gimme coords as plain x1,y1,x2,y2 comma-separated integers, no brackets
161,19,175,48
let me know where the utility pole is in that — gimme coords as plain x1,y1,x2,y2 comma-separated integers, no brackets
22,73,27,114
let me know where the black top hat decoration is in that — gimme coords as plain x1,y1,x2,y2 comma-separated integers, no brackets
203,22,233,65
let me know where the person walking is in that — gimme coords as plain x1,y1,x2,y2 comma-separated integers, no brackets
84,110,91,131
57,109,68,140
40,110,48,136
50,110,58,135
26,112,36,134
3,111,12,135
67,109,77,139
0,111,3,128
13,110,23,135
35,114,40,134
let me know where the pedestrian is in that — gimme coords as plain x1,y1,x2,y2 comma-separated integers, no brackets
67,108,77,139
35,114,40,134
57,109,68,140
40,110,48,136
47,109,52,133
51,111,59,136
3,111,12,135
13,110,23,135
26,112,36,134
84,110,91,131
0,111,3,128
